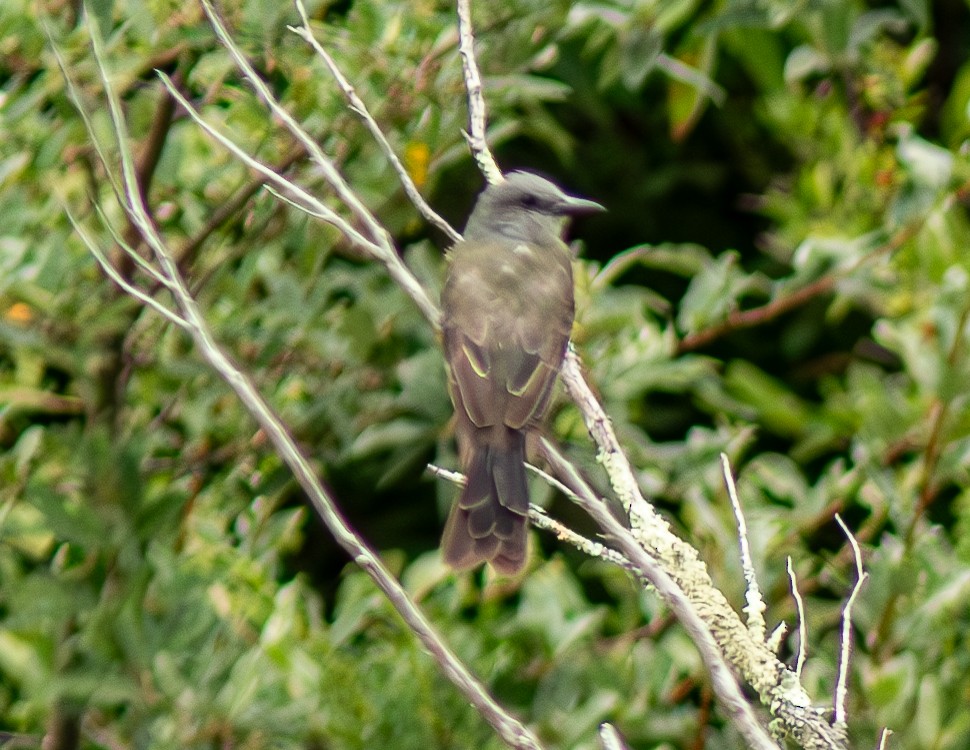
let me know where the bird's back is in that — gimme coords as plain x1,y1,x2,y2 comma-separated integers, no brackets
442,235,573,431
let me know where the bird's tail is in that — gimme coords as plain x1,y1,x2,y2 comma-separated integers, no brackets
441,429,529,574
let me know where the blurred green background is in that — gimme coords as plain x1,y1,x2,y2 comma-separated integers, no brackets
2,0,970,748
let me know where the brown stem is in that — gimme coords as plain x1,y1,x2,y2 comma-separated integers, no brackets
174,145,306,278
95,70,186,421
690,684,714,750
678,274,836,352
906,303,970,542
41,707,80,750
677,222,920,353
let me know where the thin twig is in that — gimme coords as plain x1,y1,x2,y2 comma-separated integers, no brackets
153,72,441,328
786,557,807,678
677,223,920,353
455,0,502,184
529,505,638,572
682,273,837,352
525,464,637,572
721,453,767,643
195,0,441,328
200,0,391,252
427,463,637,571
68,211,188,329
289,0,461,244
93,202,176,290
834,514,868,727
540,439,781,750
114,70,180,280
73,23,544,750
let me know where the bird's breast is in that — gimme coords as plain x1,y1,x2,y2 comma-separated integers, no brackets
444,239,574,340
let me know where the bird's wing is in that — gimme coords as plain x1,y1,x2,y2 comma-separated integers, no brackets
442,240,573,430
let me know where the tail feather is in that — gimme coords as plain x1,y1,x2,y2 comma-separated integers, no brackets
467,501,499,538
441,431,529,574
492,508,519,538
489,444,529,514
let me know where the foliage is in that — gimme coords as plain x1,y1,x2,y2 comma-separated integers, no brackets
1,0,969,748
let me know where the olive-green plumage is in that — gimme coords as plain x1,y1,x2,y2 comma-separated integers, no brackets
441,171,604,574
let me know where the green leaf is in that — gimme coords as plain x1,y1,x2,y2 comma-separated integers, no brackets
784,45,830,83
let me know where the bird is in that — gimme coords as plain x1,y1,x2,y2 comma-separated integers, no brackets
440,171,605,574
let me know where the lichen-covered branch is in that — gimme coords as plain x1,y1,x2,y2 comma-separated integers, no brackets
540,439,780,750
559,348,849,749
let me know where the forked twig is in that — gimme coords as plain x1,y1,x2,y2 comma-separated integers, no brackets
288,0,461,243
194,0,442,328
154,71,440,328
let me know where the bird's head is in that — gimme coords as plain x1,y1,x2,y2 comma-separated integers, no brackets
463,171,604,245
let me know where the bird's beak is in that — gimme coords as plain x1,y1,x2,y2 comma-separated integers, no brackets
560,195,607,215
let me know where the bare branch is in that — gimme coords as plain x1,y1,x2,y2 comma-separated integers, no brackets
73,24,543,750
525,464,638,570
427,463,637,571
559,347,848,749
68,210,188,329
289,0,461,244
876,727,893,750
199,0,390,251
93,202,177,291
528,505,637,571
195,0,441,328
834,514,868,727
456,0,502,184
721,453,767,642
559,347,653,531
677,223,920,353
541,439,781,750
787,556,807,678
787,556,808,677
154,72,441,328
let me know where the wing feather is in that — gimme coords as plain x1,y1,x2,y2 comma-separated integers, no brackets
442,238,573,431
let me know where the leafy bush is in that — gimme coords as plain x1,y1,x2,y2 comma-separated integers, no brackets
1,0,969,748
